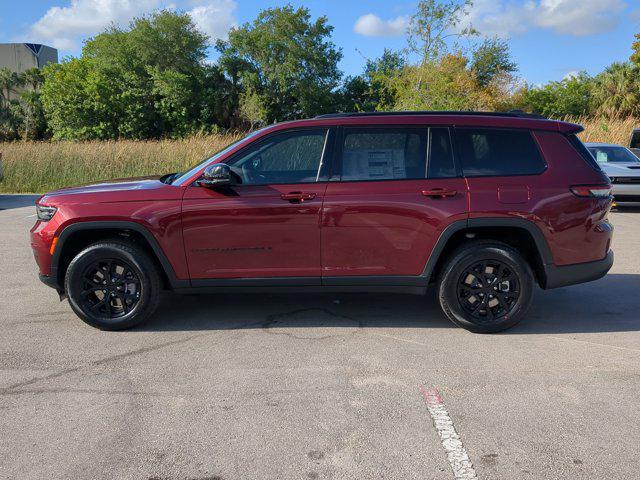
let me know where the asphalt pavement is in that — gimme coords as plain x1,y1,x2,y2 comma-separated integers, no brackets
1,195,639,480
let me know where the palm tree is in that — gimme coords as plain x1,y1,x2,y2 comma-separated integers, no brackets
0,67,21,109
21,68,44,91
591,63,640,117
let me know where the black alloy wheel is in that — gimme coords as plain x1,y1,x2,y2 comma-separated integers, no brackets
65,241,161,330
80,258,142,318
457,260,520,323
438,241,534,333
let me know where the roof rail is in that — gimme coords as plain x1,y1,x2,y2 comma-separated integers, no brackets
315,110,547,120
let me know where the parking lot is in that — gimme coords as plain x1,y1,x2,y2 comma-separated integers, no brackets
1,194,639,480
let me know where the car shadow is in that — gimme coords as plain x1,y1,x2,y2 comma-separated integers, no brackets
0,194,40,210
137,273,640,335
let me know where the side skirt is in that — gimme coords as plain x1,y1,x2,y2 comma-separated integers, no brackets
176,277,428,295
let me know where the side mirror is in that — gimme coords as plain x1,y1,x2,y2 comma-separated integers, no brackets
198,164,234,188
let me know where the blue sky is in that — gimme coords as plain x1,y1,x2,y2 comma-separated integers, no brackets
1,0,639,85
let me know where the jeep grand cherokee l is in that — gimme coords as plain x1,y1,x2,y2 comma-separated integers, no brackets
30,111,614,333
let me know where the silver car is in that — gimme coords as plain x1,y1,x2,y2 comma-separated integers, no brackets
586,142,640,203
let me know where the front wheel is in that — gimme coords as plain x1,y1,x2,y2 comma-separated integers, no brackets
64,241,161,330
438,241,534,333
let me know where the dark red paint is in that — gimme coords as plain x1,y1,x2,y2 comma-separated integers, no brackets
31,113,612,284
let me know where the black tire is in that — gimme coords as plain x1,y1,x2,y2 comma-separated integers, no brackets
64,241,161,330
438,240,534,333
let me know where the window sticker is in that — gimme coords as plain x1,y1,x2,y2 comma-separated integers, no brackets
343,149,406,180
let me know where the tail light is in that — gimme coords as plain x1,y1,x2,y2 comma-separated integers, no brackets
570,185,612,198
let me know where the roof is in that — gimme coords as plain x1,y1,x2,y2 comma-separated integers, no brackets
268,111,583,134
585,142,624,148
315,110,547,120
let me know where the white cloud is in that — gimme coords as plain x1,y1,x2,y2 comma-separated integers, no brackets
29,0,162,50
563,70,580,80
534,0,625,36
354,13,409,38
462,0,627,38
188,0,237,41
26,0,237,51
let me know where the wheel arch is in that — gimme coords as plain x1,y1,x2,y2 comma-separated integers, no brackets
423,218,554,288
51,221,188,292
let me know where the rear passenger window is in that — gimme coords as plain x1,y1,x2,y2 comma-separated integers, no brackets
341,128,428,181
456,128,546,177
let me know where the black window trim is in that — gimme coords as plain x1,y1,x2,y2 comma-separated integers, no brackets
332,125,461,184
193,126,336,187
565,133,605,173
427,126,460,180
452,126,548,179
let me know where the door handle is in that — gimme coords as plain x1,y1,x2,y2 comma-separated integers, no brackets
281,192,317,202
421,188,458,198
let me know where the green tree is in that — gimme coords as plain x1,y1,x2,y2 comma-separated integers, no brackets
41,10,216,140
407,0,476,64
521,73,593,117
41,58,119,139
591,63,640,117
216,5,342,122
471,38,517,87
391,53,483,110
198,65,237,131
0,68,21,108
631,33,640,66
338,49,406,112
21,68,44,91
238,87,267,129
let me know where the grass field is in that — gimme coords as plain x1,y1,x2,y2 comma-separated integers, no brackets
0,117,637,193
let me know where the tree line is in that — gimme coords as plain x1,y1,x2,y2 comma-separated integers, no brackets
1,0,640,141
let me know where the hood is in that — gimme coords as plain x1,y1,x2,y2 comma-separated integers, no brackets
600,163,640,177
39,176,181,205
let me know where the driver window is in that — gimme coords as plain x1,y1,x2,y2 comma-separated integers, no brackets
228,129,328,185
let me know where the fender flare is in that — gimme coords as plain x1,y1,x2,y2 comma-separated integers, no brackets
420,217,554,283
51,221,188,290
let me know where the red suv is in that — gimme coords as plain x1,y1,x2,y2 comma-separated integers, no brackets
30,112,614,332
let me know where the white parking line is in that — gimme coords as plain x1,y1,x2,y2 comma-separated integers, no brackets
420,386,478,480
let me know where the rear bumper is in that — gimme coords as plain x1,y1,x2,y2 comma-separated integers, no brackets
543,250,613,289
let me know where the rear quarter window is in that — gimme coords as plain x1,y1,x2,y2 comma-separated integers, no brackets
455,128,546,177
566,134,606,173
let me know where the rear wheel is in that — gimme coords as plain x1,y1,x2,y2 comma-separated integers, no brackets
64,241,161,330
438,241,534,333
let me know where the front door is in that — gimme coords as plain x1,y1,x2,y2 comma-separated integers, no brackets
182,128,332,282
321,126,469,280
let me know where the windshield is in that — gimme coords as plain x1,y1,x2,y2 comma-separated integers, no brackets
587,146,640,164
171,129,266,185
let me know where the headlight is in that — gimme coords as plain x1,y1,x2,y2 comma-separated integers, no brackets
36,204,57,221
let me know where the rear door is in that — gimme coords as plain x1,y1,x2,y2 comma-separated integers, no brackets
321,126,469,281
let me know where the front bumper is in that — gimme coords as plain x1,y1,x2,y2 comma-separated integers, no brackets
39,273,60,288
613,183,640,200
544,250,614,289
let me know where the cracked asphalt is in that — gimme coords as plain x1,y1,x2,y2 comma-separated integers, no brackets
1,195,640,480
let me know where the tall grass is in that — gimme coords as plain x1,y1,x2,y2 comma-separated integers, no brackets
564,116,638,145
1,117,638,193
0,133,244,193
